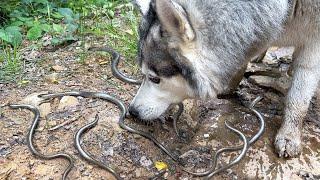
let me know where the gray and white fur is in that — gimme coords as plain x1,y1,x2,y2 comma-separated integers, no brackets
129,0,320,158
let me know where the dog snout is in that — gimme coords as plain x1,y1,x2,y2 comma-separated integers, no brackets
128,106,140,119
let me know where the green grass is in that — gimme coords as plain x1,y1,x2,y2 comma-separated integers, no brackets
0,0,141,82
0,45,21,83
104,10,140,74
79,1,140,74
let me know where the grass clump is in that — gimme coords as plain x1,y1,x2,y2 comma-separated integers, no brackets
0,0,140,82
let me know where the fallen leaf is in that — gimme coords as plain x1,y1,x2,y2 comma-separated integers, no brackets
51,65,65,71
18,80,30,85
124,29,134,35
99,61,108,65
154,161,168,171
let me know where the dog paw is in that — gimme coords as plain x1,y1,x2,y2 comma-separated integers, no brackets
275,130,301,158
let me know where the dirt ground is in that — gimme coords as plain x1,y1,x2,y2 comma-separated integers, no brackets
0,39,320,180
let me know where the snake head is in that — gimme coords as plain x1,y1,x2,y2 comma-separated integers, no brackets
18,92,51,107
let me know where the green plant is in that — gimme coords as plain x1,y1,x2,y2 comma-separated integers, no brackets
0,0,141,82
0,26,22,82
104,5,140,74
50,8,79,45
4,0,79,44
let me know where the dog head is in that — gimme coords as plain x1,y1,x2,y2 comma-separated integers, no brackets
129,0,212,121
129,0,288,121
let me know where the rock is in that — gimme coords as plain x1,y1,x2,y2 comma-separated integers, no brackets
102,142,114,156
248,75,291,95
180,150,199,159
139,156,152,168
0,145,10,156
57,96,79,110
279,63,291,73
246,62,281,77
39,103,51,118
20,92,48,107
272,47,294,63
263,54,279,67
248,75,274,91
47,121,57,127
262,47,294,67
183,99,199,129
78,164,86,172
51,65,65,71
163,172,169,178
82,171,90,176
203,134,210,138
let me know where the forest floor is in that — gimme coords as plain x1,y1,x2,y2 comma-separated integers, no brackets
0,36,320,180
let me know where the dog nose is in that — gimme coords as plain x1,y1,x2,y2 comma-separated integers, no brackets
128,106,140,118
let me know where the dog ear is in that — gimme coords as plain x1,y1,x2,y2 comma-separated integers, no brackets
155,0,195,42
133,0,152,15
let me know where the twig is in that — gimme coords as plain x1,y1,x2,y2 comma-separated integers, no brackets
49,116,81,131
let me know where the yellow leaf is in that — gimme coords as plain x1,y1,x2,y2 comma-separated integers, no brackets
52,78,59,84
155,161,168,171
19,80,30,85
99,61,108,65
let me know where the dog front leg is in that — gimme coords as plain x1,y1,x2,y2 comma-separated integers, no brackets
275,44,320,158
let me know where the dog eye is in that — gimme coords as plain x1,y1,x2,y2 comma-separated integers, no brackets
149,76,160,84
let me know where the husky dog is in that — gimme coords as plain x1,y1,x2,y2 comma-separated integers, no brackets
129,0,320,158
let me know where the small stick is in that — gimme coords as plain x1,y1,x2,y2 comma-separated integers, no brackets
48,116,81,131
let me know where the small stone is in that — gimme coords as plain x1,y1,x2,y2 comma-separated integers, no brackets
78,164,86,172
20,92,48,107
102,143,114,156
139,156,152,168
262,47,294,66
51,65,65,71
263,50,279,67
163,172,169,178
0,145,10,156
82,171,90,176
47,121,57,127
249,75,274,87
28,159,35,166
39,103,51,118
57,96,79,110
133,134,142,139
180,150,199,159
204,134,210,138
248,75,291,95
274,47,294,63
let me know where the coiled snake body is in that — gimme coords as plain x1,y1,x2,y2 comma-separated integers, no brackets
7,47,265,180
